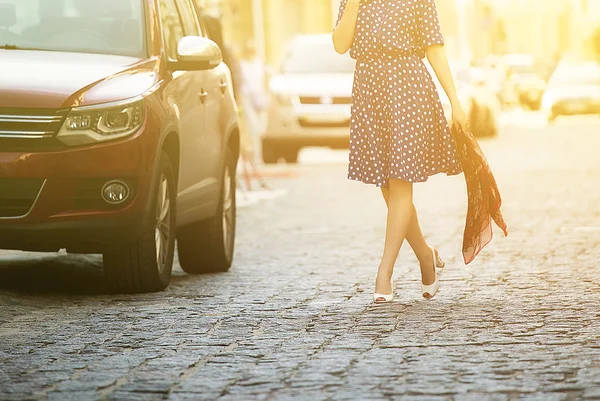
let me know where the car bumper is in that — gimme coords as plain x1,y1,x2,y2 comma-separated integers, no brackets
0,127,158,252
552,100,600,115
0,213,147,252
263,126,350,148
264,104,351,147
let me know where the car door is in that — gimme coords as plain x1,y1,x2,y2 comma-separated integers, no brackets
162,0,215,223
193,8,229,182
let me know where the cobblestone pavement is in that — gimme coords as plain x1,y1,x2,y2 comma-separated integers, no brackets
1,114,600,400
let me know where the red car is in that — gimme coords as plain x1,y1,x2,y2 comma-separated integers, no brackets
0,0,240,292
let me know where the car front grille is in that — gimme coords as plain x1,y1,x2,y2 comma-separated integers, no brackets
0,178,45,218
298,118,350,128
299,96,352,105
0,108,69,151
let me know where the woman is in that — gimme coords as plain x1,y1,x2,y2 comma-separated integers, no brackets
332,0,468,303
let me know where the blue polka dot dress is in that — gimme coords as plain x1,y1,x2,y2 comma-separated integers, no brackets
335,0,462,187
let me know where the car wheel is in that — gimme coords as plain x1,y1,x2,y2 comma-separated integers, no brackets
469,101,481,135
283,146,299,164
485,109,498,137
177,149,236,274
262,139,279,164
103,151,176,293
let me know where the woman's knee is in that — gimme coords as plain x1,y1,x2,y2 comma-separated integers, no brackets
388,178,413,198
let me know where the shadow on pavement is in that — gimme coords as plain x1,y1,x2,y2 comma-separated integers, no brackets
0,252,110,295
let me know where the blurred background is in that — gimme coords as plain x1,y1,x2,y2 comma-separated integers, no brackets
195,0,600,172
198,0,600,67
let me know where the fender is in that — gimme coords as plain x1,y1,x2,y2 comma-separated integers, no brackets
141,82,181,217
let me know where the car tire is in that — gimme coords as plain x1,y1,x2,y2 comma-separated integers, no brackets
469,101,481,135
177,149,236,274
103,151,176,293
282,146,299,164
482,108,497,137
262,139,279,164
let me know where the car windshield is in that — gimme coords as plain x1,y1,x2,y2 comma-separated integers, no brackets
281,39,356,74
0,0,145,57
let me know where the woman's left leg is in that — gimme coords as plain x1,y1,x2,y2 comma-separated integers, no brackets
381,188,437,285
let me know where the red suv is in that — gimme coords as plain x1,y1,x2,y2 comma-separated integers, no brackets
0,0,240,292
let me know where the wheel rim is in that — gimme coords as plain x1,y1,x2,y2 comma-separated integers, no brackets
222,164,235,259
155,173,171,273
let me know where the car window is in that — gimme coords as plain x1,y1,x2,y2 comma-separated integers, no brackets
174,0,199,36
0,0,145,57
193,6,208,37
160,0,185,60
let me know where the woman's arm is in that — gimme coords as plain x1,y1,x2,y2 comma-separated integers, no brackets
332,0,360,54
426,45,468,132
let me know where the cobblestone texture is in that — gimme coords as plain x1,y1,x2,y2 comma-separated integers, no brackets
1,115,600,400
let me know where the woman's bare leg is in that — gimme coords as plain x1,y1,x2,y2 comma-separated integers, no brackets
375,178,414,298
381,187,436,285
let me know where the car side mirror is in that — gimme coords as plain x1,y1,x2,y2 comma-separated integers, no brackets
173,36,222,71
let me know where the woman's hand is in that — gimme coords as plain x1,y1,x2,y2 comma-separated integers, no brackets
451,103,468,133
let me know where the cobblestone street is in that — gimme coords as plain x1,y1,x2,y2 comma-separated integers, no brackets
1,113,600,400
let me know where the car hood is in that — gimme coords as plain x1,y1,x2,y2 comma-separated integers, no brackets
0,50,159,109
270,73,354,97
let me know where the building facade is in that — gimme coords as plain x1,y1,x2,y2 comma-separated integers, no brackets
198,0,464,67
197,0,600,69
480,0,600,61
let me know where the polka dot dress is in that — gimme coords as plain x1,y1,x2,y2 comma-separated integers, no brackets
335,0,462,187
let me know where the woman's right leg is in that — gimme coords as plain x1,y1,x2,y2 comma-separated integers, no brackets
381,188,436,285
375,178,413,298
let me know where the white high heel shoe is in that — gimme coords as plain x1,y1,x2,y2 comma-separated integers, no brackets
422,247,444,299
373,279,394,304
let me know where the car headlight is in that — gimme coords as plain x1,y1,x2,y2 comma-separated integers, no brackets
57,97,144,146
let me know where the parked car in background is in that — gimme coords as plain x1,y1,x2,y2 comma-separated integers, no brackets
498,54,546,110
427,62,498,138
508,65,546,110
0,0,240,293
263,34,355,163
541,61,600,123
467,66,501,137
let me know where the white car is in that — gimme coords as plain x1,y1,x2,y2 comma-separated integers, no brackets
541,61,600,123
263,34,355,163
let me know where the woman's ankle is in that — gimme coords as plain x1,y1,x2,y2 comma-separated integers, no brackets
376,266,393,280
415,245,433,264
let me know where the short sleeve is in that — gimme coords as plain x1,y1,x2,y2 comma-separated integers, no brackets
419,0,444,48
334,0,348,30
